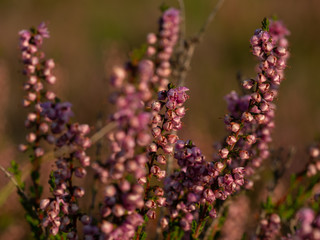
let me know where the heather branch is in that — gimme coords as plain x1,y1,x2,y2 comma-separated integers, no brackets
0,165,27,201
167,0,226,180
0,121,117,208
203,200,230,240
175,0,225,86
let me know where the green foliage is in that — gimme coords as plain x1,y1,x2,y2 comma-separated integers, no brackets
8,160,25,190
31,170,40,184
170,225,184,239
191,219,197,235
130,44,147,65
48,171,56,191
49,232,67,240
241,233,247,240
140,231,147,240
261,196,274,214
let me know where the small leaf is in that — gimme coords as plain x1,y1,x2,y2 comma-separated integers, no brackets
191,220,197,235
168,82,175,90
261,18,270,31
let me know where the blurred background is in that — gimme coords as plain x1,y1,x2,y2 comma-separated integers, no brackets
0,0,320,239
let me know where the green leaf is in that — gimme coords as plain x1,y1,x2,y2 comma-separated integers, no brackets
25,213,39,227
140,231,147,240
262,196,274,213
282,208,295,220
130,44,147,64
261,18,270,31
160,3,170,12
191,220,197,235
241,233,247,240
48,171,56,190
31,170,40,183
290,173,296,186
286,194,293,206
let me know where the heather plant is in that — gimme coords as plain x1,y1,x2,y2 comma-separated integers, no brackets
1,2,320,240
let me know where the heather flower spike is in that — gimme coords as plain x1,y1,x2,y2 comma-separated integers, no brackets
11,6,320,240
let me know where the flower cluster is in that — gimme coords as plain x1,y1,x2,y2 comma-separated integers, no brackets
92,60,154,240
257,213,281,240
244,20,290,179
90,8,182,239
18,22,58,207
150,86,189,168
146,8,180,91
284,208,320,240
219,19,290,189
39,102,91,237
13,10,316,240
307,144,320,176
163,140,214,231
139,87,189,221
163,139,245,235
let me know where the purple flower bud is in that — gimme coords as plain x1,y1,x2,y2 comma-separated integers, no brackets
40,199,50,210
275,46,286,56
80,215,91,225
151,127,161,138
138,177,147,185
18,144,28,152
239,150,249,160
112,204,125,217
226,135,237,146
35,147,44,157
262,42,273,52
26,132,37,143
180,218,190,231
209,208,217,218
74,167,87,178
151,101,161,112
101,221,113,234
160,217,169,229
147,143,157,152
230,122,240,132
71,203,79,213
147,33,157,44
156,197,166,207
219,148,229,159
145,200,156,209
146,210,156,219
73,187,85,198
46,91,56,100
46,75,56,84
157,155,166,165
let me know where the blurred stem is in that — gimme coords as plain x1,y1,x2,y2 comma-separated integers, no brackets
89,114,104,215
176,0,226,87
0,165,28,201
30,90,42,206
177,0,186,52
193,204,209,239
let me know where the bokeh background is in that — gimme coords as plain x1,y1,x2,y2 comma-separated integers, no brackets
1,0,320,239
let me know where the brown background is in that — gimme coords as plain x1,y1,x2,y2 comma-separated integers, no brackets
0,0,320,239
